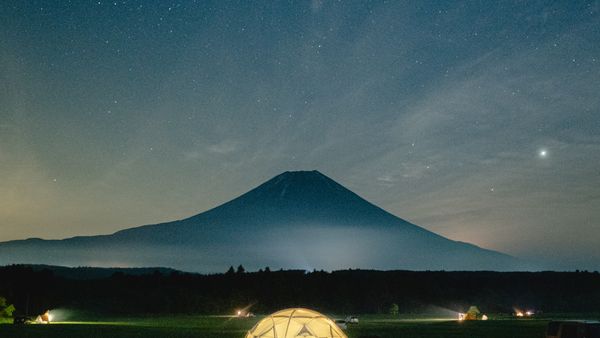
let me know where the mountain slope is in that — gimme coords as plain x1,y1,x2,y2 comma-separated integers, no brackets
0,171,529,271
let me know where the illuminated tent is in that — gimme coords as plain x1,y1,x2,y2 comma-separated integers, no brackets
465,306,481,320
245,308,347,338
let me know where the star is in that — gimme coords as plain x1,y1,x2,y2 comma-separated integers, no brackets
539,149,548,158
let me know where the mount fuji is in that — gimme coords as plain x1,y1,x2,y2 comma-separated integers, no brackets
0,170,528,272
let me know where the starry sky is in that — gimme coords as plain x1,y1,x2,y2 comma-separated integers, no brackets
1,1,599,270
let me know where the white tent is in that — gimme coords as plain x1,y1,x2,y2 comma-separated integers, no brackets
245,308,347,338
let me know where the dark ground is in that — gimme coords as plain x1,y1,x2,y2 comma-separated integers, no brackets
0,315,551,338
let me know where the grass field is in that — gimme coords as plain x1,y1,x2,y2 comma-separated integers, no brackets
0,313,560,338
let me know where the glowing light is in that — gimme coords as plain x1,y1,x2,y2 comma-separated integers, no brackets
539,149,548,158
458,313,466,321
525,310,534,316
38,310,52,323
516,311,524,317
481,314,488,320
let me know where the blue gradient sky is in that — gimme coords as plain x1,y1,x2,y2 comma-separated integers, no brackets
1,1,599,269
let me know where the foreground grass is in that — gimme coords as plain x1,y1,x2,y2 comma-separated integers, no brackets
347,319,547,338
0,315,551,338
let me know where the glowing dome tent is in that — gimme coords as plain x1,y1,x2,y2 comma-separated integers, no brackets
246,308,347,338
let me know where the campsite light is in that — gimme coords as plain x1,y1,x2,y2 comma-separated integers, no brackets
525,310,534,317
37,310,52,323
457,313,466,321
481,314,488,321
516,311,524,317
237,310,242,316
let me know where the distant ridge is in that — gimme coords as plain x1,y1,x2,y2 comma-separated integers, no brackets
0,170,531,272
2,264,179,280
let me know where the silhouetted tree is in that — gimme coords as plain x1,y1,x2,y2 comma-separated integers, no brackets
0,296,16,318
226,266,235,275
389,303,399,316
236,265,245,274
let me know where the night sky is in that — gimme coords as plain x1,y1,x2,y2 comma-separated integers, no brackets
1,1,599,270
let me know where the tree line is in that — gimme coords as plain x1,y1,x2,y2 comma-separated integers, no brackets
1,265,599,316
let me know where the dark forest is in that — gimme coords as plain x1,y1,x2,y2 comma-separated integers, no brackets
1,265,599,316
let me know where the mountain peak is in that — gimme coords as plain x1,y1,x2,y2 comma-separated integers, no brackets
257,170,348,199
266,170,333,190
197,170,399,226
274,170,327,182
281,170,322,175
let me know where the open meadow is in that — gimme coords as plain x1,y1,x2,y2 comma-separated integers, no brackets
0,314,555,338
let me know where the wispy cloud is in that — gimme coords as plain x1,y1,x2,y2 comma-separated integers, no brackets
207,140,239,155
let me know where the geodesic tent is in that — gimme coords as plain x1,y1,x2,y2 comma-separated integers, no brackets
245,308,347,338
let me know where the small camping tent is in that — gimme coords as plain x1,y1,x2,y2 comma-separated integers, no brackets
245,308,347,338
465,306,481,320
